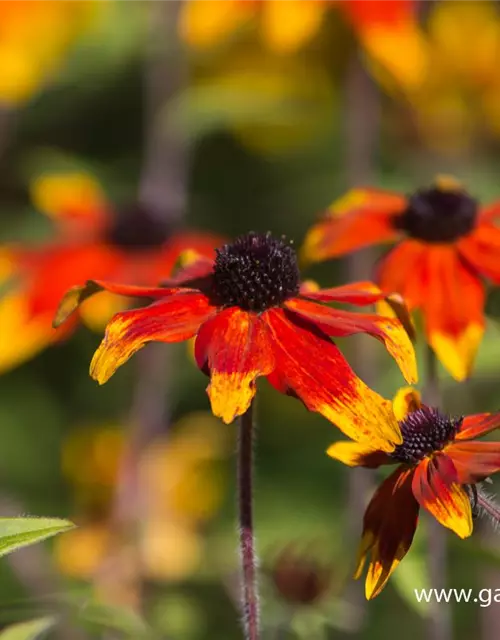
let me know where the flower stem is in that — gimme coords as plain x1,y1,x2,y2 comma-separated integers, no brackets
238,401,260,640
423,344,452,640
477,489,500,526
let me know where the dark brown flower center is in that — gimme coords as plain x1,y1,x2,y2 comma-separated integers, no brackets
105,204,172,251
390,407,463,464
212,232,300,312
394,186,478,243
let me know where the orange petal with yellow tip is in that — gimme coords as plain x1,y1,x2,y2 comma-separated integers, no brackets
458,222,500,285
302,280,386,306
284,298,417,385
412,455,472,539
326,441,392,468
54,280,180,328
418,246,485,381
355,466,419,599
392,386,421,421
446,441,500,485
377,239,428,310
264,307,402,450
90,292,216,385
194,307,275,424
301,188,404,263
456,413,500,441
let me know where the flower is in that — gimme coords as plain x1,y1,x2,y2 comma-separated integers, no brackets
0,171,222,371
55,412,230,582
54,231,417,448
327,386,500,599
302,176,500,381
0,0,99,105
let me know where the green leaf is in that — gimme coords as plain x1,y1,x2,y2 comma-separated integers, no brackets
78,602,152,639
0,616,57,640
0,517,75,558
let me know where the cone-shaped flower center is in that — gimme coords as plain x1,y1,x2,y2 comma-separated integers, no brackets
395,186,478,243
390,407,463,464
212,232,300,312
106,204,171,251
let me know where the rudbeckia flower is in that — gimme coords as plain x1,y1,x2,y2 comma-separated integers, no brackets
302,176,500,381
327,386,500,599
0,0,99,105
0,171,221,372
55,231,417,449
181,0,426,92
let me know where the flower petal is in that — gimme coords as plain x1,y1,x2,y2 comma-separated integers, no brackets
284,298,417,384
194,308,275,424
262,0,325,53
458,222,500,284
326,441,392,468
54,280,181,328
263,308,402,451
411,455,472,539
301,188,404,263
90,292,215,384
446,441,500,484
392,387,421,421
456,413,500,440
377,240,428,309
422,247,485,381
355,467,419,600
301,280,388,305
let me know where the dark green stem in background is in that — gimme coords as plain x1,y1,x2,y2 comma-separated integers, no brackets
423,344,452,640
238,401,260,640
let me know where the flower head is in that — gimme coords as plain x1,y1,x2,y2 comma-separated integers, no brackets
302,176,500,381
0,171,222,371
55,231,417,449
327,386,500,599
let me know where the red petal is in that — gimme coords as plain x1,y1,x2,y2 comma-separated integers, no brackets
263,308,402,451
421,247,485,381
301,188,403,262
194,307,275,424
301,280,388,305
411,455,472,539
456,413,500,440
90,292,215,384
447,441,500,484
458,222,500,284
284,298,417,384
355,466,419,599
377,240,428,309
479,201,500,224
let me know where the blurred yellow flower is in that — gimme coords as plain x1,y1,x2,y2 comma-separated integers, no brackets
55,412,231,582
0,0,100,105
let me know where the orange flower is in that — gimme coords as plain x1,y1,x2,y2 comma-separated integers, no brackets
55,231,417,449
328,386,500,599
0,171,222,372
302,176,500,381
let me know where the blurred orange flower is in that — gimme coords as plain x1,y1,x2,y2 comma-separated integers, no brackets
328,387,500,598
302,176,500,381
0,171,222,372
0,0,99,105
55,412,231,582
55,232,416,445
181,0,427,91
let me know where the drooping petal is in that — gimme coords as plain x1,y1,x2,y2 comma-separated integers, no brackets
355,467,419,600
377,240,428,309
301,188,404,263
194,307,275,424
458,222,500,284
456,413,500,441
90,292,216,384
301,280,389,305
392,386,422,421
421,246,485,381
411,455,472,539
446,441,500,484
54,279,183,328
284,298,417,384
263,308,402,451
326,441,392,468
